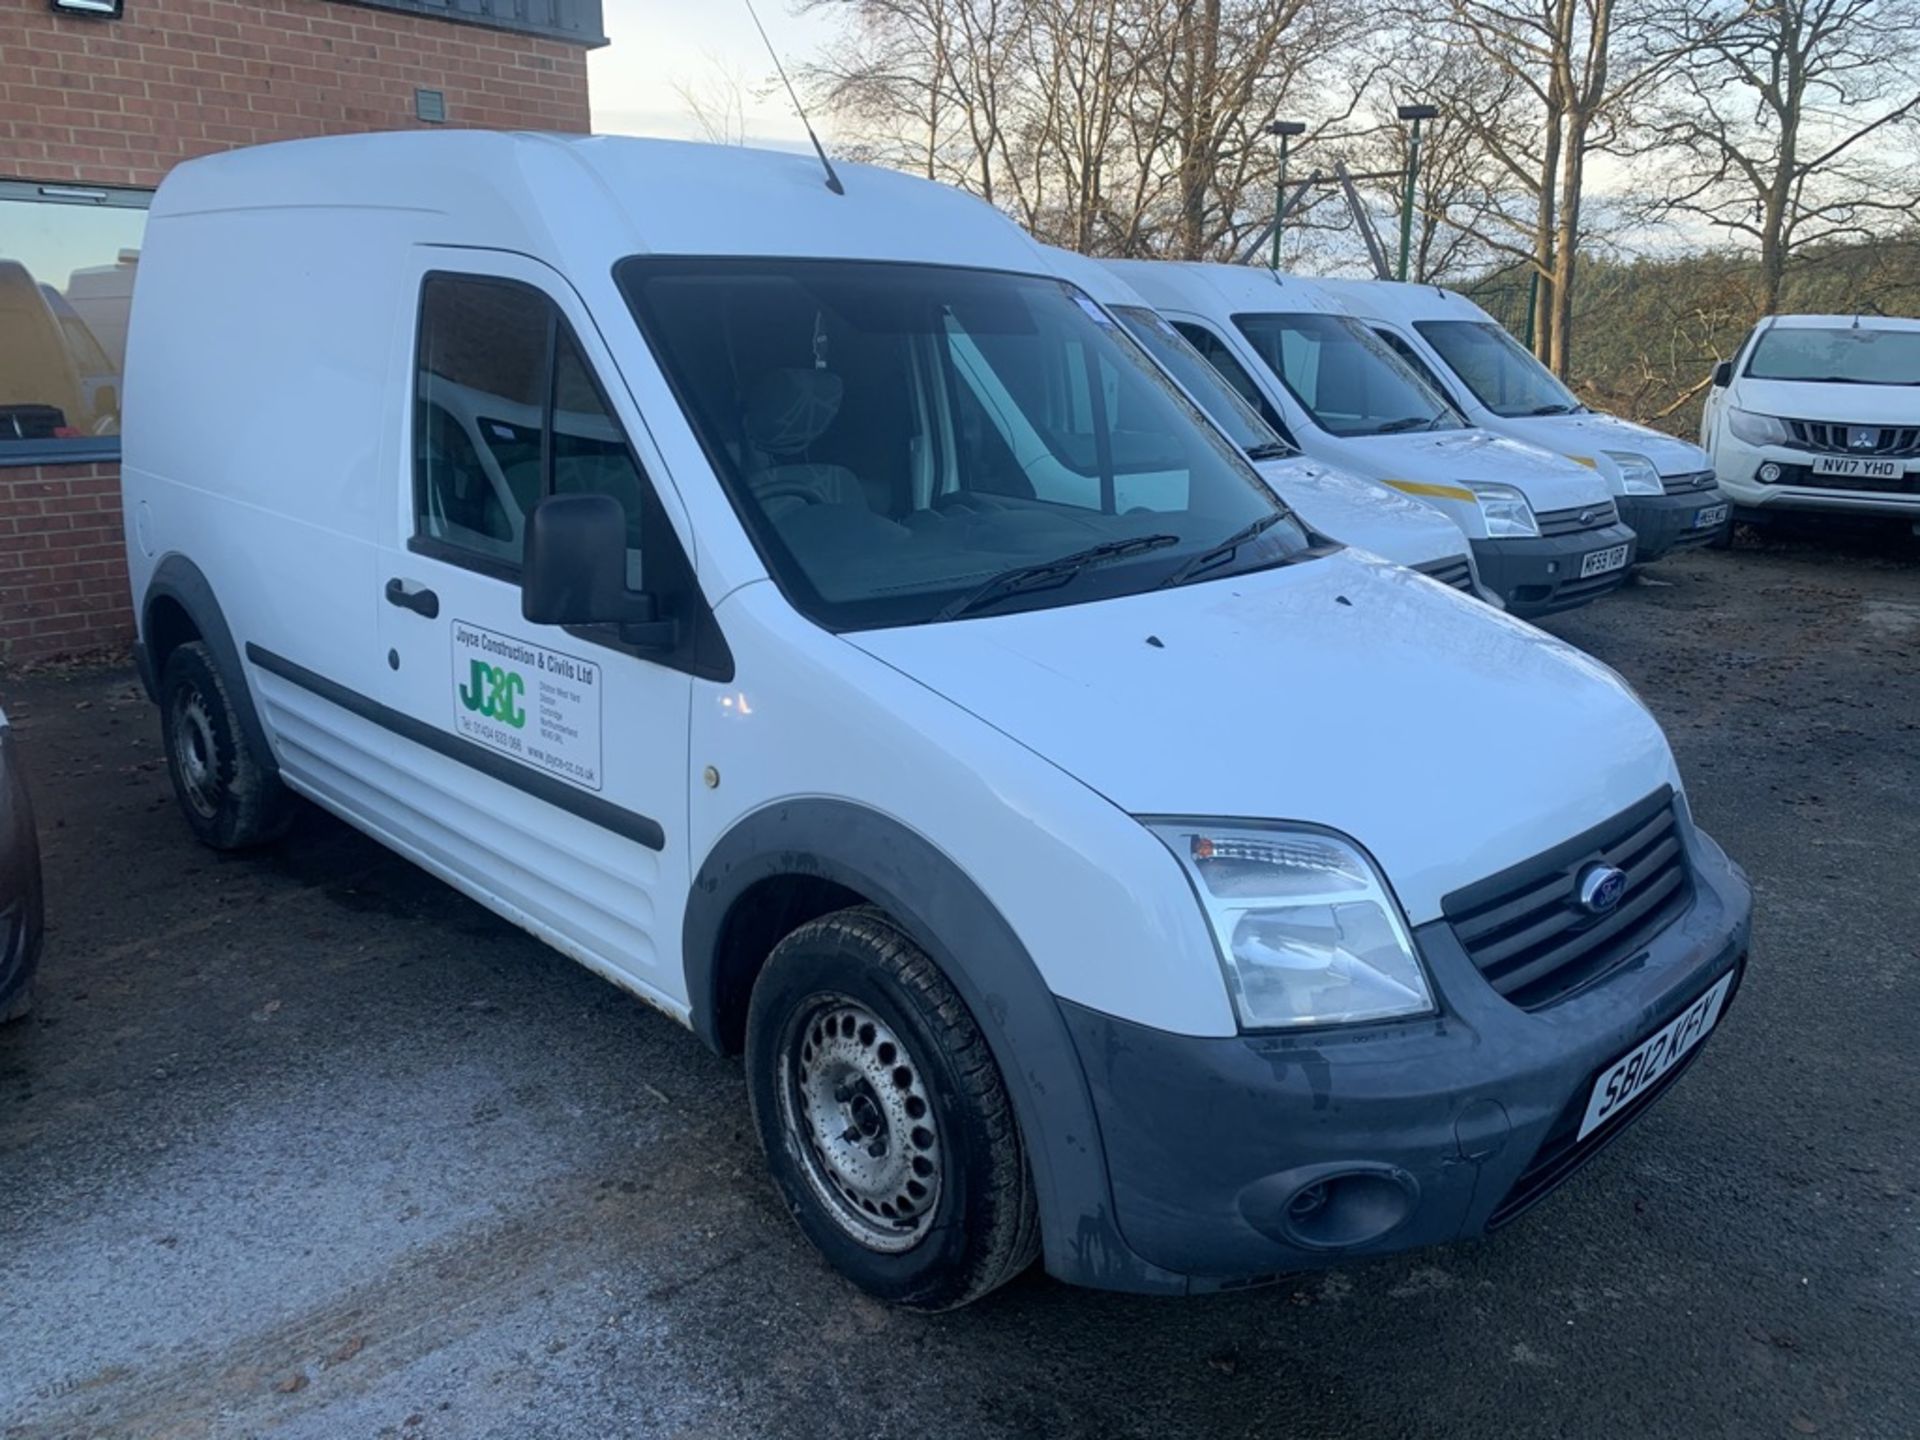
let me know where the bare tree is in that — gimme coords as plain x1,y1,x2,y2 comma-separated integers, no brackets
675,57,753,146
1432,0,1686,373
803,0,1378,259
1645,0,1920,317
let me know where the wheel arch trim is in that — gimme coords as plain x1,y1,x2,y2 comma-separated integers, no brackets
684,798,1187,1293
139,553,278,779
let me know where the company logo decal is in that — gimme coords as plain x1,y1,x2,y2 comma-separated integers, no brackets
459,660,527,728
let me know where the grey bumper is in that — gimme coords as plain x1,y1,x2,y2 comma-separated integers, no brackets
1471,521,1639,618
1055,824,1752,1290
1620,490,1730,561
0,723,45,1016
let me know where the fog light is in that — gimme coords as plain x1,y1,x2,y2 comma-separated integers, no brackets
1240,1163,1419,1251
1758,462,1782,483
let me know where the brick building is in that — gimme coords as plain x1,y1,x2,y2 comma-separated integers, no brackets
0,0,603,663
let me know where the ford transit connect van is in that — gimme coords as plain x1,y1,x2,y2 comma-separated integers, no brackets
1701,314,1920,527
1313,280,1731,559
123,133,1751,1309
1042,248,1489,598
1109,262,1640,616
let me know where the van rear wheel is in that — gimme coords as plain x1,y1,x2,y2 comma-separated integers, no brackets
745,906,1039,1311
159,642,294,850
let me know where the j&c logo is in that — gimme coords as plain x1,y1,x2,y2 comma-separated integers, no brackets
459,660,527,728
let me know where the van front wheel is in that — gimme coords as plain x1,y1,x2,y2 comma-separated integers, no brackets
159,642,294,850
745,907,1039,1311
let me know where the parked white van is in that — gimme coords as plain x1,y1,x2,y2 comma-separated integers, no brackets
1041,248,1488,598
1311,280,1731,560
123,133,1751,1309
1701,314,1920,527
1108,262,1640,617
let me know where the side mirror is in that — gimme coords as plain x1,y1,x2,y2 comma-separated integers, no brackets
1711,360,1732,388
521,493,676,649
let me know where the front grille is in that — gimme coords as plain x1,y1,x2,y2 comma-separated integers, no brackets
1659,469,1718,495
1760,463,1920,495
1442,788,1693,1011
1536,500,1619,537
1487,961,1745,1229
1415,556,1476,592
1786,420,1920,457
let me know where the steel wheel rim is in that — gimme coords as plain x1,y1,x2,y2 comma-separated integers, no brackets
779,995,942,1253
170,684,221,820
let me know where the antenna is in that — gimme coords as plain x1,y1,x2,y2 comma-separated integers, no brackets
743,0,843,196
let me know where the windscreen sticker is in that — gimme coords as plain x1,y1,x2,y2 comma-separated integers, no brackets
1074,294,1117,327
452,621,602,792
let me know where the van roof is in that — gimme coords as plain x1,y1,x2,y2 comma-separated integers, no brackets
151,131,1052,274
1038,245,1144,307
1102,261,1351,317
1304,277,1494,325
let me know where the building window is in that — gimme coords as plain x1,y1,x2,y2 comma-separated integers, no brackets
0,180,149,464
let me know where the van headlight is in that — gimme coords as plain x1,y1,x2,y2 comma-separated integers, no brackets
1148,822,1435,1030
1728,409,1790,447
1604,451,1665,495
1462,481,1539,538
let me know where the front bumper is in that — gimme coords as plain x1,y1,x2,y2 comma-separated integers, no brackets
1619,489,1730,560
1057,822,1752,1288
0,725,45,1017
1471,521,1639,617
1714,441,1920,517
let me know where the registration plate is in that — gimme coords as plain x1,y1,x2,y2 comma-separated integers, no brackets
1812,454,1901,480
1577,972,1734,1141
1693,502,1730,529
1580,542,1631,578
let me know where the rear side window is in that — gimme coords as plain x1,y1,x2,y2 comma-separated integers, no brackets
413,275,657,588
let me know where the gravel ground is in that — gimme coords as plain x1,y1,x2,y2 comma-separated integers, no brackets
2,527,1916,1440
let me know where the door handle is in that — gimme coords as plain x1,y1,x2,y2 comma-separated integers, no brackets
384,577,440,619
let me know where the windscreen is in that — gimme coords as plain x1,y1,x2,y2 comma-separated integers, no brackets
1414,319,1582,417
1110,304,1292,457
1744,325,1920,386
1233,311,1462,437
620,259,1308,630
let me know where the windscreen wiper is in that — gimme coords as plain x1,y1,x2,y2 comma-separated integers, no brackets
934,533,1181,622
1156,512,1286,590
1374,416,1436,434
1245,440,1297,460
1524,403,1575,415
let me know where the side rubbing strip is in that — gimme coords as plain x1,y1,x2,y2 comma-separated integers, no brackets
245,643,666,852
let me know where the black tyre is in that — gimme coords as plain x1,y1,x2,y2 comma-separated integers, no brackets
745,906,1040,1310
159,641,295,850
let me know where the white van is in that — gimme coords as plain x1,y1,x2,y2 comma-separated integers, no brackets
1701,314,1920,526
1108,262,1640,617
1040,248,1488,598
123,133,1751,1309
1311,280,1731,560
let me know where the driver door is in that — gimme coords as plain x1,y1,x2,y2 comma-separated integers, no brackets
374,249,694,1008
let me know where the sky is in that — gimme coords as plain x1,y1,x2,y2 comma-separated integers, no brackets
588,0,839,150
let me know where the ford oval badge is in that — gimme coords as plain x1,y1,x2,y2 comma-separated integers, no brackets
1578,864,1628,914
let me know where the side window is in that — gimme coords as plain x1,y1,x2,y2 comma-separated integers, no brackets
1374,327,1457,405
413,274,664,593
1172,322,1293,441
415,276,551,565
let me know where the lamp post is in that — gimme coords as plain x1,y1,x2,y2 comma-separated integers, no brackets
1264,119,1306,270
1395,103,1438,283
